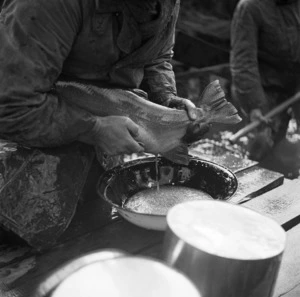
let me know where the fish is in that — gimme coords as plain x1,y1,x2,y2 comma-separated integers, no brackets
55,80,241,165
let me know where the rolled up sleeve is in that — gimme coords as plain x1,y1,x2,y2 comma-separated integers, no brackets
0,0,96,147
142,2,179,105
230,1,268,113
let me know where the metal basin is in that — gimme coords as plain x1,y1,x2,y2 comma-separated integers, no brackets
162,200,286,297
97,156,238,230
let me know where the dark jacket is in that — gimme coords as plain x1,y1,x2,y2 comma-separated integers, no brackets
0,0,180,249
230,0,300,114
0,0,179,146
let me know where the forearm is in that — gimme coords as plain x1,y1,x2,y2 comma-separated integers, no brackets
0,0,95,147
230,68,268,113
0,91,96,147
142,3,179,105
143,59,177,106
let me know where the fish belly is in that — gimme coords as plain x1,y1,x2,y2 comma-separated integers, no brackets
56,82,189,155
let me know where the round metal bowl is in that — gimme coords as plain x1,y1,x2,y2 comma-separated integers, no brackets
97,156,238,230
35,250,201,297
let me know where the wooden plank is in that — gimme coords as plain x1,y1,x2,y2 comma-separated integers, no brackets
137,242,163,260
274,225,300,297
229,166,284,204
242,179,300,227
57,198,119,243
278,285,300,297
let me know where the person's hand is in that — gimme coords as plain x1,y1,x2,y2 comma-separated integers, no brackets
79,116,145,155
250,109,270,124
167,96,212,143
167,96,198,121
248,126,274,161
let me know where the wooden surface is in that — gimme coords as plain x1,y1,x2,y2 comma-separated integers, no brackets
0,157,299,297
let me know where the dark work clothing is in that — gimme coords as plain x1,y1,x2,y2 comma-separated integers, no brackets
231,0,300,114
0,0,179,147
230,0,300,154
0,0,180,249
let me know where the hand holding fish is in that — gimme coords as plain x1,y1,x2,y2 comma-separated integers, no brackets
167,96,211,142
167,96,198,120
79,116,145,155
57,80,241,165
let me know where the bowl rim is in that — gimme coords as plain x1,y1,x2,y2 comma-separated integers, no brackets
97,155,238,218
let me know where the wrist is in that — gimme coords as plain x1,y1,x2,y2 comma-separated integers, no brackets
78,117,102,145
149,92,176,107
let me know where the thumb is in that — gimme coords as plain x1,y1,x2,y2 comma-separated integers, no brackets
125,118,140,138
184,99,197,120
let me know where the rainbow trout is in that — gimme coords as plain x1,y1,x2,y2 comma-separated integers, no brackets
56,80,241,165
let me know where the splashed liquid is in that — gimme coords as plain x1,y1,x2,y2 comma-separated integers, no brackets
123,185,213,215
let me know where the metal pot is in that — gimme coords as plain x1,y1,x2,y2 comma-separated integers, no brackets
162,200,286,297
97,156,238,230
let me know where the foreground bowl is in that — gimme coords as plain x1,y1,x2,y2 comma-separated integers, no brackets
35,250,201,297
97,156,238,230
162,200,286,297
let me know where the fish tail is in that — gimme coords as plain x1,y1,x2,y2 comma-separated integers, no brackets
199,80,242,124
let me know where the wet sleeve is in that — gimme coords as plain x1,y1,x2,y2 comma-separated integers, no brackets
0,0,97,147
230,1,268,113
142,2,179,106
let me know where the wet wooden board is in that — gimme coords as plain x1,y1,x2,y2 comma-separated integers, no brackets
243,179,300,228
273,224,300,297
229,165,284,204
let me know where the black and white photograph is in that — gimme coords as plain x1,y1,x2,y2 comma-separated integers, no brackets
0,0,299,296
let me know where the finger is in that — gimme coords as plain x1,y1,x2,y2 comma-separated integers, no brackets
125,136,145,154
262,116,272,125
125,118,140,138
184,99,197,120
